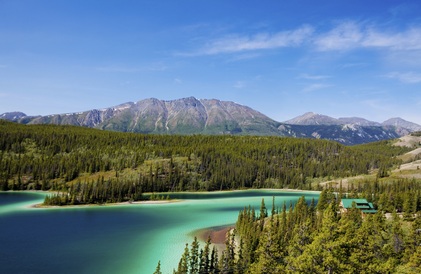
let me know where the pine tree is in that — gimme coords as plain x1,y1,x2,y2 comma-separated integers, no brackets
189,237,199,274
153,261,162,274
199,236,211,273
176,244,189,274
271,196,276,217
317,189,329,211
250,219,285,273
209,246,219,273
286,218,313,271
259,198,266,231
220,230,236,274
405,246,421,271
349,213,392,273
390,212,405,258
0,179,9,191
292,203,344,273
336,202,363,273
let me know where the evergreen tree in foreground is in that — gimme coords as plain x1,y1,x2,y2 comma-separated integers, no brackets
173,195,421,274
153,261,162,274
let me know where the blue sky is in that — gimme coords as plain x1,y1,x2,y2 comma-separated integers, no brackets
1,0,421,124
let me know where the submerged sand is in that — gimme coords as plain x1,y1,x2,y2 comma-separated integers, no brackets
190,225,235,254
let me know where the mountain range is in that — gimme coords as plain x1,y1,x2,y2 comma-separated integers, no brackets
284,112,421,135
1,97,420,145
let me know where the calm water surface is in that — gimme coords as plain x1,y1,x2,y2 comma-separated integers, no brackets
0,190,319,274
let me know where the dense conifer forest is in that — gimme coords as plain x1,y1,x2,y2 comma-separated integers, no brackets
0,120,411,205
171,186,421,274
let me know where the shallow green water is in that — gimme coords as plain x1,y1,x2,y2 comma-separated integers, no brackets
0,190,319,273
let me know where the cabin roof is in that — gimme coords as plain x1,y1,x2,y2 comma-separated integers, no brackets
340,198,377,213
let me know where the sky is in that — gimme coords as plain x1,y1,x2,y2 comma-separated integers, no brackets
1,0,421,124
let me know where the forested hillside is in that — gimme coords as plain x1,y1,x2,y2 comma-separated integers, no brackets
171,184,421,274
0,120,410,205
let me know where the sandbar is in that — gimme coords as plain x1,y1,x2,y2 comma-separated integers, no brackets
31,199,181,209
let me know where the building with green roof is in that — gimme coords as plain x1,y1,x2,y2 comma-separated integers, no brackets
340,198,377,214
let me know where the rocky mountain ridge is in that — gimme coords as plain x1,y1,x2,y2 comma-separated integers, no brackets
284,112,420,127
284,112,421,137
1,97,420,145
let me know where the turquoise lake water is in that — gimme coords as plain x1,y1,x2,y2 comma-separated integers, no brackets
0,190,319,274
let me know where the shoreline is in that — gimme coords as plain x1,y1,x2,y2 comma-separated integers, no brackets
258,188,320,193
191,225,235,252
2,188,321,209
31,199,181,209
155,188,321,194
3,188,320,196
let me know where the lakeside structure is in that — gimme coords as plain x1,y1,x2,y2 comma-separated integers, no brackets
340,198,377,215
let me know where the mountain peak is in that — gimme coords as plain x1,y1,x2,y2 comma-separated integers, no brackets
382,117,421,135
383,117,406,125
284,112,340,125
0,112,27,120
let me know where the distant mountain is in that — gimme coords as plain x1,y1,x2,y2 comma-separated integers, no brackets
1,97,420,145
2,97,282,135
0,111,27,121
279,124,400,145
284,112,421,137
284,112,341,126
382,118,421,136
337,117,381,127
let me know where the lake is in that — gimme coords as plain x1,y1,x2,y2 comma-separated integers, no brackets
0,190,319,274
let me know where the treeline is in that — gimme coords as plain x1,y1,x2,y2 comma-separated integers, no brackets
0,120,410,205
43,178,144,205
337,178,421,216
171,188,421,274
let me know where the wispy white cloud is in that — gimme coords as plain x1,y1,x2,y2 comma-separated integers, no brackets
385,71,421,84
361,99,390,111
388,3,414,17
340,62,368,69
298,73,331,80
363,27,421,50
96,63,168,73
226,52,262,62
314,21,364,51
314,21,421,51
174,78,182,84
0,92,10,98
385,50,421,67
184,20,421,57
233,81,246,89
197,25,314,55
302,83,332,93
96,66,141,73
147,63,169,72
